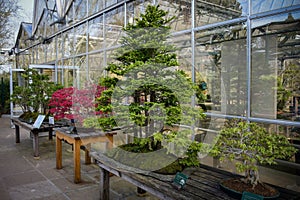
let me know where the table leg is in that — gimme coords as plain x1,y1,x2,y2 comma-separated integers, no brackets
85,143,91,164
56,135,62,169
32,131,39,158
107,134,114,149
15,125,20,143
74,139,81,183
99,167,110,200
49,127,53,140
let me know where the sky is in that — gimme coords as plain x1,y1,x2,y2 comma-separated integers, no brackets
11,0,34,44
19,0,34,22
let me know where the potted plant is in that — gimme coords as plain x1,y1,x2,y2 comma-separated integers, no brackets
210,119,297,199
11,68,62,123
90,5,205,174
48,84,106,128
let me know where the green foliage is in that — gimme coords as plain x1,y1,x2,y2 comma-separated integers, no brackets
94,5,205,168
211,119,297,186
10,68,62,113
0,77,10,113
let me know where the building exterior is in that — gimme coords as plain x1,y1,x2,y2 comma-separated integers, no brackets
13,0,300,189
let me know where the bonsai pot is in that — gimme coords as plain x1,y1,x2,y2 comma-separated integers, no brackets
219,178,280,200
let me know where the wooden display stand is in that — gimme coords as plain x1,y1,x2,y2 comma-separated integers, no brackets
55,128,116,183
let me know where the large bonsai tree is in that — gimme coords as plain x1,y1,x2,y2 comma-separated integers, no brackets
93,5,205,169
211,119,297,188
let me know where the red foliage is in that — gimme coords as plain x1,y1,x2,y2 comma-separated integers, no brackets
48,85,106,123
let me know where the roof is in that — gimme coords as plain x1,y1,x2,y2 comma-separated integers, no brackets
14,22,32,48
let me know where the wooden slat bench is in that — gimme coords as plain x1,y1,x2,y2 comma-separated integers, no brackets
91,152,300,200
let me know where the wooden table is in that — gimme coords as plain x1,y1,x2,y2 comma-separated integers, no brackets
11,117,62,158
91,152,300,200
55,128,117,183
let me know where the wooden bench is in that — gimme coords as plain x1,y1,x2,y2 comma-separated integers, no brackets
11,117,63,158
91,152,300,200
55,128,117,183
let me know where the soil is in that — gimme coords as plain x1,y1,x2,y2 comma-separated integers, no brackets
222,178,279,197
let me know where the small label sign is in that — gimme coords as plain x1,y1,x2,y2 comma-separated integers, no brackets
33,115,46,129
172,172,188,190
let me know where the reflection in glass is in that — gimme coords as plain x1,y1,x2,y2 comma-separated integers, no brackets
251,11,300,121
252,0,300,14
88,53,105,84
73,0,87,22
157,0,192,32
195,22,247,116
195,0,246,27
105,6,124,47
88,16,104,52
88,0,102,16
74,56,87,89
75,23,88,55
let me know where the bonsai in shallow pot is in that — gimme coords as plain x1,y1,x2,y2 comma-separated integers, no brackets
87,5,206,174
210,119,297,199
11,68,62,123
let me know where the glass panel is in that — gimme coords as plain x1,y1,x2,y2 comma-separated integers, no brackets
88,15,104,52
105,0,118,8
37,45,45,64
74,23,88,55
105,6,124,47
252,0,300,14
88,0,101,16
157,0,192,32
251,11,300,121
56,60,63,85
88,52,105,84
195,0,247,27
18,51,31,68
74,56,88,88
61,59,75,87
73,0,88,23
126,0,152,26
173,32,192,72
195,21,247,116
57,34,63,60
63,29,74,58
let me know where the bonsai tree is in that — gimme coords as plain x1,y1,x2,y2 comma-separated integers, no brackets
92,5,205,171
11,68,62,120
210,119,297,196
48,85,105,124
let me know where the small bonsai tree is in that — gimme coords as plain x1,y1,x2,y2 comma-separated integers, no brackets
48,85,106,124
211,119,297,188
94,5,205,170
11,68,62,120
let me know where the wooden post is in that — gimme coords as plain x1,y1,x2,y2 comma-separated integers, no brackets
74,138,81,183
99,167,110,200
85,144,92,164
32,131,39,158
107,133,114,149
56,135,62,169
15,125,20,143
48,127,53,140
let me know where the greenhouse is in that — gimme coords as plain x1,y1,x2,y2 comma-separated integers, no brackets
4,0,300,199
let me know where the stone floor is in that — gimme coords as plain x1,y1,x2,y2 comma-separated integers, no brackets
0,115,159,200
